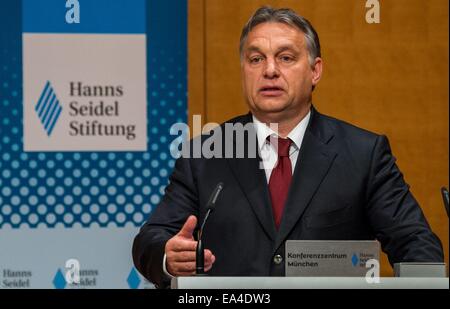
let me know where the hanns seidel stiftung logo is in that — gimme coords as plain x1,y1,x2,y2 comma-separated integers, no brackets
25,78,146,152
35,81,136,140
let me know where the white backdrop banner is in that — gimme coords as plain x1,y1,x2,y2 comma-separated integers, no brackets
0,0,188,289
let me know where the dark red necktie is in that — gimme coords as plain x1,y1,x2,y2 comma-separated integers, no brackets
268,137,293,229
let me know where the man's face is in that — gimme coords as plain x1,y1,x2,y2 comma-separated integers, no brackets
241,22,322,122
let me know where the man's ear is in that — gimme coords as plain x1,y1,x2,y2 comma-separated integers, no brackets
311,57,323,87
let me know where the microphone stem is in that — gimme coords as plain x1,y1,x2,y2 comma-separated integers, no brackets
200,209,212,233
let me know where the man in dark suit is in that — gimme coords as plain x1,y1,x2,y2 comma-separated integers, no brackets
132,6,443,288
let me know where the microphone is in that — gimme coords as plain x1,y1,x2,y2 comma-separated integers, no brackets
441,187,449,217
196,182,224,275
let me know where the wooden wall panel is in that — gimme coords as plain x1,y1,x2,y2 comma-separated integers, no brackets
188,0,206,130
189,0,449,276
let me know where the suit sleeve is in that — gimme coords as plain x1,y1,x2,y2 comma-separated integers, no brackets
132,157,199,288
365,135,443,264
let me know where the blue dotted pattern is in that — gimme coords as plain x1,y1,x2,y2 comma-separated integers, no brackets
0,0,187,228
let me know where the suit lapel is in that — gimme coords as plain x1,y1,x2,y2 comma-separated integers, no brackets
274,109,337,250
227,156,277,241
226,114,277,241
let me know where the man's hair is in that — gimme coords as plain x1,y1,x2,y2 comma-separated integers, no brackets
239,6,321,66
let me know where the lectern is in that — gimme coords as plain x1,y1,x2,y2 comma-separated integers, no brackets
171,276,449,289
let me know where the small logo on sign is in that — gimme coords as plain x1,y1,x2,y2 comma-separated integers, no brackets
53,269,67,289
35,81,63,136
127,267,141,289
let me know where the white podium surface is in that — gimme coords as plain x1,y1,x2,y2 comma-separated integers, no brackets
172,277,449,289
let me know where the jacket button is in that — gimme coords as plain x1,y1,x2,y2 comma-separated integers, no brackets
273,254,283,265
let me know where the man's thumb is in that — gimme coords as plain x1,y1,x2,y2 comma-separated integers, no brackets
177,215,197,238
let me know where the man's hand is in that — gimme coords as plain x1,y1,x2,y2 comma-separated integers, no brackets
165,215,216,276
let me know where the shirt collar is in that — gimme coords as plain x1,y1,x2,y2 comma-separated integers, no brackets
252,110,311,151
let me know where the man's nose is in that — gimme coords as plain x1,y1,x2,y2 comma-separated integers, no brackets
263,58,280,79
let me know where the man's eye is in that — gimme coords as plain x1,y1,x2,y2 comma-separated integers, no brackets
279,55,294,63
250,57,263,64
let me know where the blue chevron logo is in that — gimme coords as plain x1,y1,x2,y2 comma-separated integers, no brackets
352,253,359,266
35,81,63,136
53,269,67,289
127,267,141,289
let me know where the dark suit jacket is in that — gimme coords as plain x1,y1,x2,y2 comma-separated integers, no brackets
132,107,443,288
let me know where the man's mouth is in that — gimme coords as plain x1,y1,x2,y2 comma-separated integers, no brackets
259,86,284,96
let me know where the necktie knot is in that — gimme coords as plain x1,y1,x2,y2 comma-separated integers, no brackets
269,137,292,158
